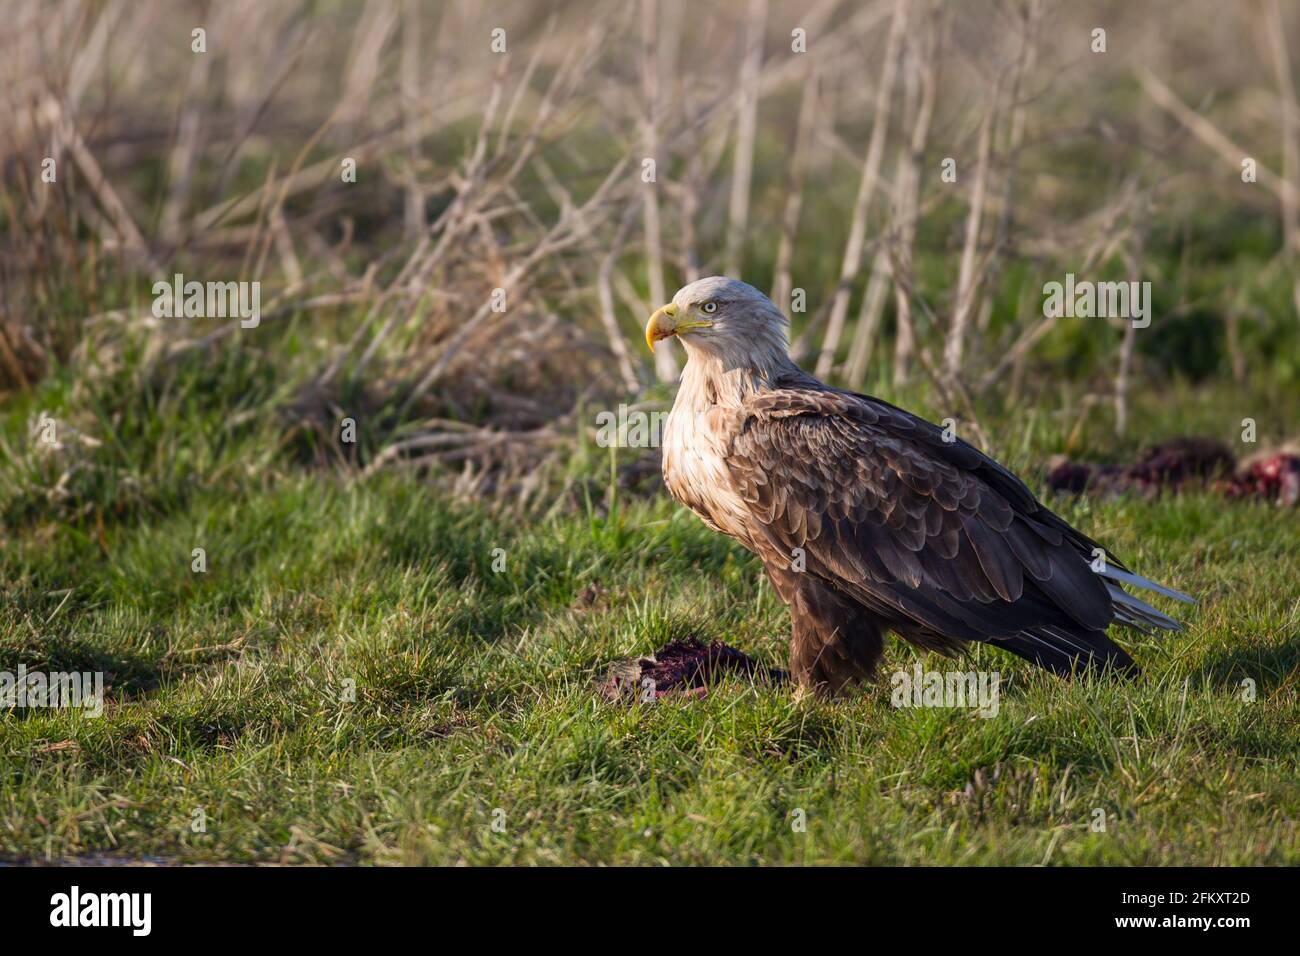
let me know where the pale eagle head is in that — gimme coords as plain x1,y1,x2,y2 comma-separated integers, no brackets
645,276,791,373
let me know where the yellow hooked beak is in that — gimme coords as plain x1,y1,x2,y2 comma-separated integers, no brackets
645,303,713,351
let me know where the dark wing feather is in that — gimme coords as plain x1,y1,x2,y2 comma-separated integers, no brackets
724,386,1132,675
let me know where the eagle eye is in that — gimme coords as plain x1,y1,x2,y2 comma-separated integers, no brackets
701,301,719,314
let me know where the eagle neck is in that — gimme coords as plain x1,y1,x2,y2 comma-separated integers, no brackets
677,348,799,411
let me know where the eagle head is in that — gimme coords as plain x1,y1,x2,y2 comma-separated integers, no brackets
645,276,790,367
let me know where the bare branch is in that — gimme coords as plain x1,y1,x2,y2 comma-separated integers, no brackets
814,0,907,380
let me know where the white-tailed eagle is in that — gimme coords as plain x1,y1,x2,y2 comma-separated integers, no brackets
645,276,1192,695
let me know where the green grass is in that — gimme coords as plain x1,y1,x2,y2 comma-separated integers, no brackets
2,418,1298,863
1,322,1298,865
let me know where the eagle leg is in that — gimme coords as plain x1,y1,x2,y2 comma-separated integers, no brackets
767,566,884,697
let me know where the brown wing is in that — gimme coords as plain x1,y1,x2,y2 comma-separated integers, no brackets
724,387,1135,675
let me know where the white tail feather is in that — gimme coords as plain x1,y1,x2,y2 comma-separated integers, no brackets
1098,565,1195,604
1106,582,1183,631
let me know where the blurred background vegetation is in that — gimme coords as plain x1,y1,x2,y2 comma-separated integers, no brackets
2,0,1298,522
